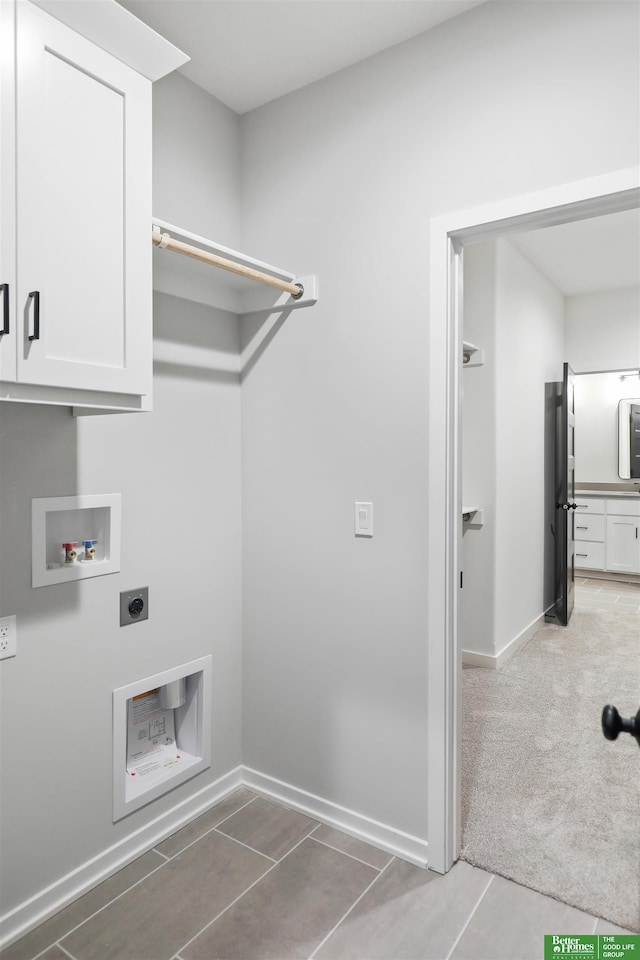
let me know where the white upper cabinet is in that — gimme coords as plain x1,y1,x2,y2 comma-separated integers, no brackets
0,0,187,411
17,1,150,395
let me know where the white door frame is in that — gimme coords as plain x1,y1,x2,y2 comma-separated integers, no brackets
426,166,640,875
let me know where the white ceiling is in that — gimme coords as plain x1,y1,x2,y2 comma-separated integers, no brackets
117,0,486,114
509,209,640,297
118,0,640,296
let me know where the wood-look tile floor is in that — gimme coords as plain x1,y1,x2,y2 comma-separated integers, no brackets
574,576,640,614
2,790,633,960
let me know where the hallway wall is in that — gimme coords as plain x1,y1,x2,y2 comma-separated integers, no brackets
460,242,498,663
494,239,565,654
461,239,565,662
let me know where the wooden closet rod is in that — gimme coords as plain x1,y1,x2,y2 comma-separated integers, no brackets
152,230,303,298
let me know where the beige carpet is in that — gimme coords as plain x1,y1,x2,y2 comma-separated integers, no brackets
461,608,640,932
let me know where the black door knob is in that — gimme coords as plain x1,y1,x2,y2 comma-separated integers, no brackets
602,704,640,747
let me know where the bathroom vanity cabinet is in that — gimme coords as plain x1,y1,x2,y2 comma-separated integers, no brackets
0,0,185,412
575,494,640,575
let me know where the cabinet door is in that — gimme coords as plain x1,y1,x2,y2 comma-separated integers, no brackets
574,542,605,570
606,516,640,575
0,0,16,382
573,497,604,515
16,2,151,395
574,515,604,543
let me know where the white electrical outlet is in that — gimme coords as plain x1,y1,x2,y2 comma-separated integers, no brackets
0,615,17,660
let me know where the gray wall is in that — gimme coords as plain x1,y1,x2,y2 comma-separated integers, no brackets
575,371,640,484
494,239,565,653
0,74,243,913
153,72,241,246
565,287,640,373
240,1,639,837
461,237,566,662
461,242,498,660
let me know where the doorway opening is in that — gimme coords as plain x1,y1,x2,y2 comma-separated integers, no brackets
456,210,640,928
426,167,640,878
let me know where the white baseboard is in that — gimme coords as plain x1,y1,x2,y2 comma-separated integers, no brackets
242,767,429,868
461,648,498,668
0,764,429,951
576,569,640,584
0,765,243,951
462,612,545,669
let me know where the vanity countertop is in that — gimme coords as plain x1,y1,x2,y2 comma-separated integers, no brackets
576,488,640,497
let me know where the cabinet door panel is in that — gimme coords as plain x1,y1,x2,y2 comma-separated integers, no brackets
16,2,151,394
41,49,124,369
574,542,605,570
574,515,604,542
573,497,604,515
605,498,640,517
606,516,640,574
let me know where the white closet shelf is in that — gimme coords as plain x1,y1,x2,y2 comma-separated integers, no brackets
462,340,485,367
151,218,318,315
462,505,484,526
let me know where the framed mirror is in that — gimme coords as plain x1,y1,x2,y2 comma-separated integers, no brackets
618,398,640,478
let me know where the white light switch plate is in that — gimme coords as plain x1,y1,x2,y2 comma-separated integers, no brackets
354,502,373,537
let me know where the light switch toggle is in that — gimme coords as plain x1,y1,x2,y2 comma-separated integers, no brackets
354,501,373,537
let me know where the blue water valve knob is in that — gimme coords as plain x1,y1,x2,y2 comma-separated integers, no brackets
82,539,98,561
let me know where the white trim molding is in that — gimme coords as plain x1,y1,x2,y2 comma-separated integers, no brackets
0,766,243,951
28,0,189,81
462,612,546,669
427,165,640,877
0,764,429,951
242,767,430,868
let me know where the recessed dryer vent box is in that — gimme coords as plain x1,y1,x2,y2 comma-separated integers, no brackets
31,494,121,587
112,655,212,821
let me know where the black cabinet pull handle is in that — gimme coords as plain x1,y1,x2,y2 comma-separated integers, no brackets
0,283,9,335
28,290,40,341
